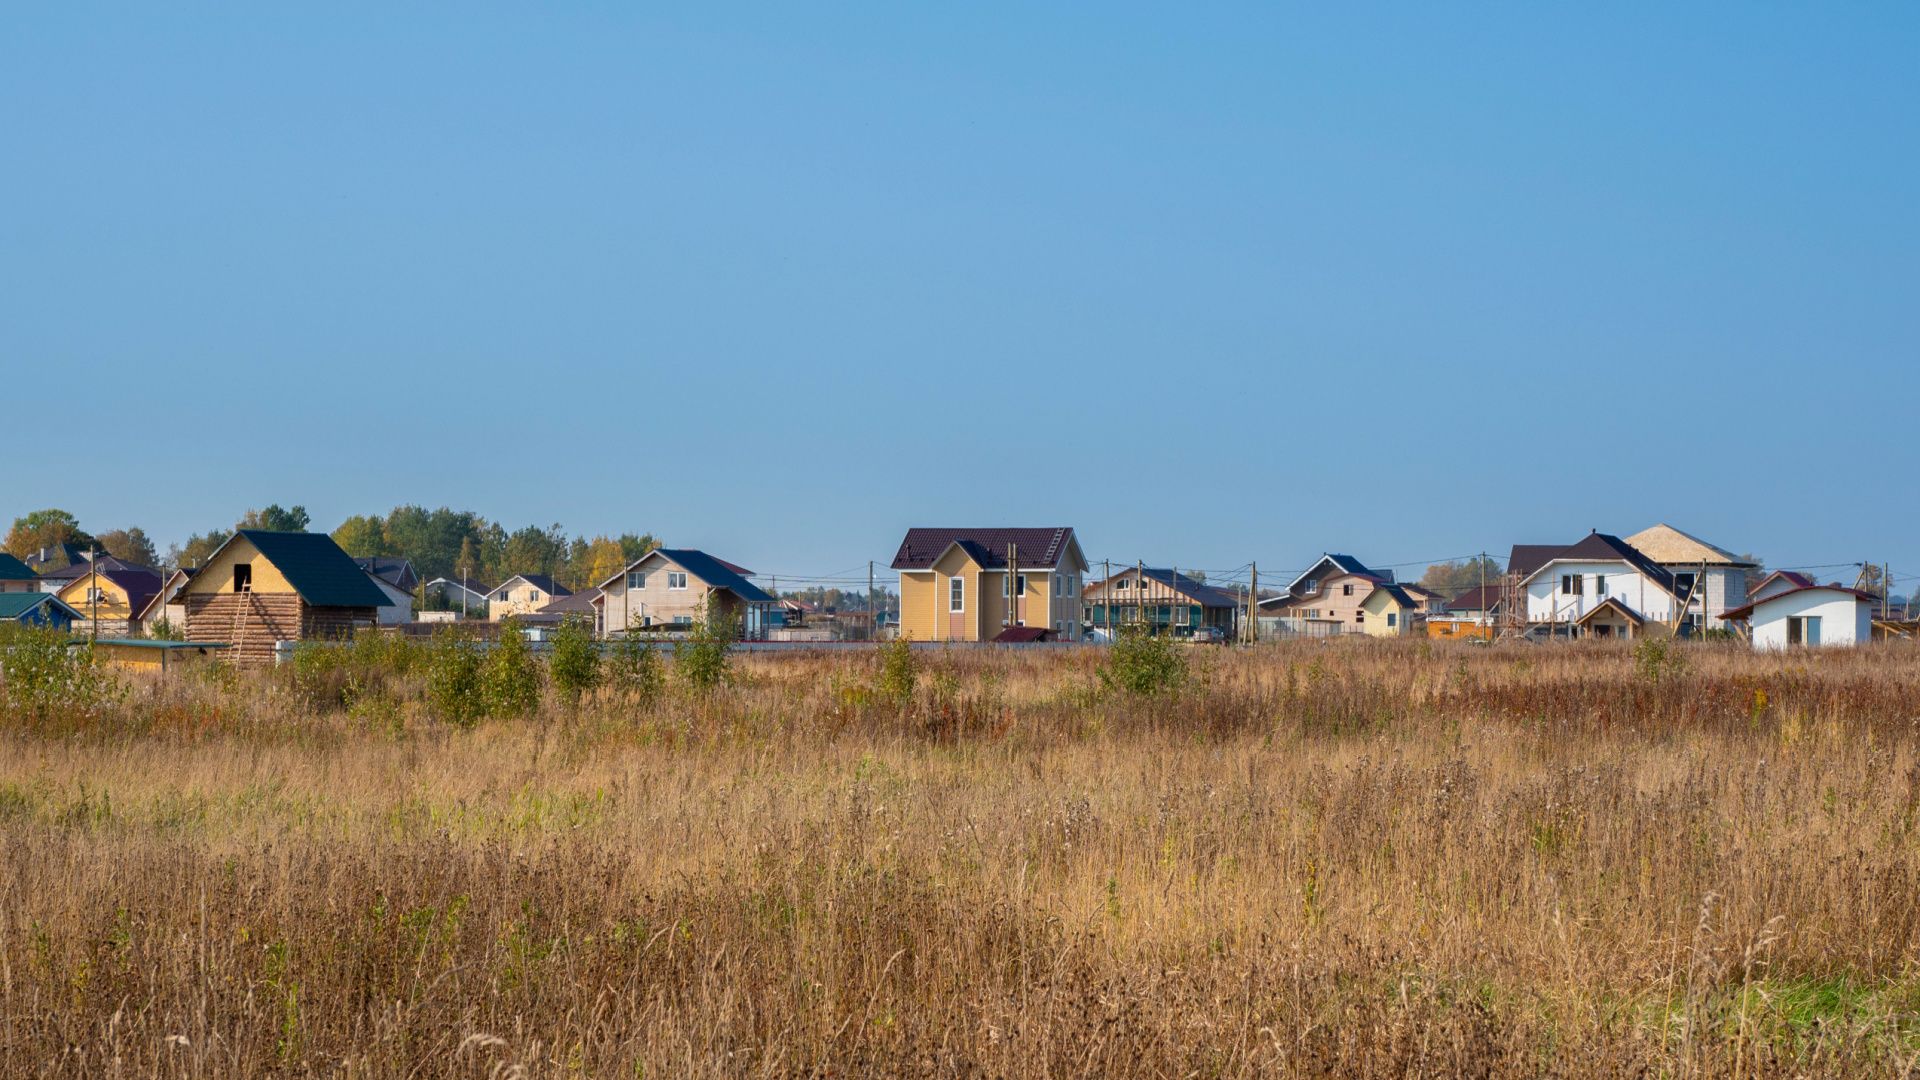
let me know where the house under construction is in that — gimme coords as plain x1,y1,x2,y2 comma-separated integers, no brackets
179,529,391,665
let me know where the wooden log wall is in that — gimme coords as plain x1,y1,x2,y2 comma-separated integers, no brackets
184,593,303,668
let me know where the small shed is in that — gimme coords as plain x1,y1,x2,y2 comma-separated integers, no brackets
85,638,228,673
179,530,392,666
1718,584,1877,649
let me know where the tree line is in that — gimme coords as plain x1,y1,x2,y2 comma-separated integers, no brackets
5,506,661,593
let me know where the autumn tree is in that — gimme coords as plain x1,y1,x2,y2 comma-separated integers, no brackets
164,529,231,570
331,514,392,557
1419,556,1504,597
95,527,158,567
5,509,92,558
239,504,310,532
617,533,661,564
581,536,630,588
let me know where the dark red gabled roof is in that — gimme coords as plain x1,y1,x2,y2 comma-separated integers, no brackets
1445,584,1504,612
1748,570,1813,596
891,528,1076,571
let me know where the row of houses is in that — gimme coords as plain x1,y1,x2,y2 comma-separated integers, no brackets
0,520,1899,663
1250,523,1891,649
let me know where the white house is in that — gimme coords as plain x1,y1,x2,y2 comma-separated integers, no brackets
423,576,491,618
364,569,414,626
1623,524,1758,630
1718,583,1876,649
1517,532,1687,639
135,567,197,634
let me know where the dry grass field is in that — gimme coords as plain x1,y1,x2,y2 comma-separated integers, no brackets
4,636,1920,1076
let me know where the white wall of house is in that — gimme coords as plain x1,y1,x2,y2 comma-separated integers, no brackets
369,577,413,626
1749,590,1873,650
1524,561,1677,626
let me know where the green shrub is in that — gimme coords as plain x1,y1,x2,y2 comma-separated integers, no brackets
1633,635,1688,685
674,602,737,693
0,625,125,722
605,634,664,706
877,635,918,704
147,616,183,642
1099,622,1188,696
424,628,484,728
482,620,542,718
548,616,601,706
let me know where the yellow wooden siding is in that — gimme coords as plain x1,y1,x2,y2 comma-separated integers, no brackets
898,572,939,641
56,573,134,621
180,536,297,596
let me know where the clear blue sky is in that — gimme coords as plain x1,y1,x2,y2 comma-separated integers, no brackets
5,6,1916,589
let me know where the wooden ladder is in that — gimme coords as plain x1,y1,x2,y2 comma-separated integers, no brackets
231,585,252,664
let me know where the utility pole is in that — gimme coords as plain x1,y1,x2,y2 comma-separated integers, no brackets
1136,559,1145,631
1478,551,1488,639
1007,543,1019,631
88,544,99,644
1248,562,1258,644
1102,558,1110,637
868,560,875,641
1885,562,1893,621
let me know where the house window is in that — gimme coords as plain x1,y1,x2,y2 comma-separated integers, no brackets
627,571,647,590
673,615,694,626
668,572,688,590
233,563,252,593
1116,579,1129,592
1594,574,1606,595
1788,615,1822,645
87,587,104,603
1175,606,1189,625
949,576,964,612
1356,611,1365,623
1674,572,1696,595
1560,574,1572,595
1387,612,1398,628
1342,583,1354,597
1054,574,1062,595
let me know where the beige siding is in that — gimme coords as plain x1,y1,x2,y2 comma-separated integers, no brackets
598,554,732,634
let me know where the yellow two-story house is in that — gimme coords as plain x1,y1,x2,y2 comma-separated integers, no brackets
892,527,1088,642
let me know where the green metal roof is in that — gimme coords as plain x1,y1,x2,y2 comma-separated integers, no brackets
236,530,391,608
85,638,229,649
0,592,79,619
0,553,37,581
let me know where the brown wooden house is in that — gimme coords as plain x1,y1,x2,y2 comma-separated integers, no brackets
179,530,392,666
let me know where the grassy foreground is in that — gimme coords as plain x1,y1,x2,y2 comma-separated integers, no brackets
4,639,1920,1076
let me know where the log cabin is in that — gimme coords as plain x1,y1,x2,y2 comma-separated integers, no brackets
179,530,392,666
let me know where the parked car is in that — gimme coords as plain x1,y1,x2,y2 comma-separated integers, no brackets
1189,626,1231,644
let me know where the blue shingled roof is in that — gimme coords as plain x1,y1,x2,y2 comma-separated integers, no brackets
655,549,777,604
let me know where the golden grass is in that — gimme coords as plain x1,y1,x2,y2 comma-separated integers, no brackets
4,639,1920,1076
